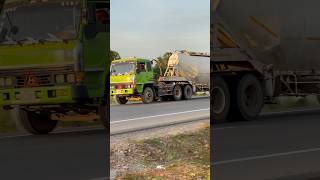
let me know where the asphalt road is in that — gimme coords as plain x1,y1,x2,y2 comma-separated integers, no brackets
110,97,210,134
0,97,209,180
213,109,320,180
0,129,107,180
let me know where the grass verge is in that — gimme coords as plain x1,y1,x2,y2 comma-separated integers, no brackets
115,125,210,179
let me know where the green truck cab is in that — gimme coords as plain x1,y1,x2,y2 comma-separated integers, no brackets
0,0,110,134
110,58,156,104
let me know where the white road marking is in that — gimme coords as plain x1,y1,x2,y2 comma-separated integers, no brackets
215,147,320,165
110,108,210,124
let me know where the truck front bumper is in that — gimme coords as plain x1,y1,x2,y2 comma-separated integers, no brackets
0,85,89,106
110,88,137,96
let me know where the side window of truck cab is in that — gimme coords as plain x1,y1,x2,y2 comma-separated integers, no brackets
87,1,109,33
137,62,146,72
146,62,152,72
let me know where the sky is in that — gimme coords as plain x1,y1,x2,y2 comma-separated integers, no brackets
111,0,210,59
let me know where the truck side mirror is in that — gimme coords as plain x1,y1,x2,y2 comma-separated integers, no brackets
84,24,97,39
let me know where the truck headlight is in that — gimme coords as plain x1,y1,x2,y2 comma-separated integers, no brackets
5,77,14,86
67,74,75,83
0,78,5,87
55,74,65,84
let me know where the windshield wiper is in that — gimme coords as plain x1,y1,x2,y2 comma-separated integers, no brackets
44,33,64,43
0,38,18,45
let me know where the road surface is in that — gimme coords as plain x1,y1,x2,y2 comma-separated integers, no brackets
0,97,209,180
213,108,320,180
110,97,209,134
0,129,107,180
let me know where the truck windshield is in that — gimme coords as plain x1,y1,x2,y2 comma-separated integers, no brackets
0,1,81,45
111,63,135,75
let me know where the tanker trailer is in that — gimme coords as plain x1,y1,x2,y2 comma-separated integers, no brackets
157,50,210,101
212,0,320,122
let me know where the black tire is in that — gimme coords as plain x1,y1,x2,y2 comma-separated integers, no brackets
183,85,193,100
172,85,183,101
317,96,320,105
114,95,128,105
142,87,154,104
19,109,57,135
211,76,230,123
236,74,264,120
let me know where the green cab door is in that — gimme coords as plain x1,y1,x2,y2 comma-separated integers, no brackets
82,0,110,99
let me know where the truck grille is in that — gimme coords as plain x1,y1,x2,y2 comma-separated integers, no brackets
16,74,54,88
0,64,74,88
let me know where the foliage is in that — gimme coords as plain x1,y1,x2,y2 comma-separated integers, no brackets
110,50,121,61
153,52,172,77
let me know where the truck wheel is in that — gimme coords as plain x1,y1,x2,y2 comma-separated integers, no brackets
236,74,264,120
183,85,193,100
19,109,57,135
114,95,128,105
211,76,230,123
142,87,154,104
173,85,183,101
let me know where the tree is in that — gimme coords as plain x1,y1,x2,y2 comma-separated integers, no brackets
153,52,172,77
110,50,121,61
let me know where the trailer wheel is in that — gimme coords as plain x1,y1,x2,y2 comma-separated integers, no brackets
19,109,57,135
236,74,264,120
211,76,230,122
173,85,183,101
183,85,193,100
142,87,154,104
114,95,128,105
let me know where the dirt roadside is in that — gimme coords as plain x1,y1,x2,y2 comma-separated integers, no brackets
111,119,210,180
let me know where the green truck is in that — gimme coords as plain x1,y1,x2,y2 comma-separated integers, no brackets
110,51,210,104
0,0,110,134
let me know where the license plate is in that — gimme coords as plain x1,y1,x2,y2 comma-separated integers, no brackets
116,89,122,94
17,91,36,101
